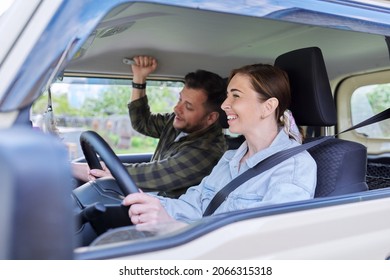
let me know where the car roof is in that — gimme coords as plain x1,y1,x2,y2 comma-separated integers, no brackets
64,0,390,81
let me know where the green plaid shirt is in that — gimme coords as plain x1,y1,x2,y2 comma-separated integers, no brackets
126,96,227,198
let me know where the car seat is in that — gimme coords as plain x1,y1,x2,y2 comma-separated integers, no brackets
274,46,368,197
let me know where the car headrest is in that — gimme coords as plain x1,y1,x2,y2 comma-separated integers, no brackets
274,47,337,126
218,78,229,129
218,108,229,128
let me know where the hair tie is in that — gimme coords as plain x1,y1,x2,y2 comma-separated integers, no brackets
281,109,302,144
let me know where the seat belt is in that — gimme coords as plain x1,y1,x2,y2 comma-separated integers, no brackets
203,107,390,217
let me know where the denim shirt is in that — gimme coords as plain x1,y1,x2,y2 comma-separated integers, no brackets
159,129,317,224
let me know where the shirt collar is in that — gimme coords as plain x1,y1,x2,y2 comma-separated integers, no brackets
174,131,189,142
232,129,294,168
175,121,223,142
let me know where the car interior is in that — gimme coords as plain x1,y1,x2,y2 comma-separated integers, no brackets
63,2,390,192
69,44,372,248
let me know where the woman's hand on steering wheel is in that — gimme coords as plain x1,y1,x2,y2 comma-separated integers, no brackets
122,192,176,226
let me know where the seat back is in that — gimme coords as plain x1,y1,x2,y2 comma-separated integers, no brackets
274,47,368,197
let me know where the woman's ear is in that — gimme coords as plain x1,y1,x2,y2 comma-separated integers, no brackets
263,97,279,118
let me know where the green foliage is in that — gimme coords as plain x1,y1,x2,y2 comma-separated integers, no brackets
79,84,178,117
366,84,390,114
366,84,390,137
131,136,158,149
32,91,79,116
33,80,181,118
81,86,131,116
31,79,181,156
146,85,178,113
131,136,143,148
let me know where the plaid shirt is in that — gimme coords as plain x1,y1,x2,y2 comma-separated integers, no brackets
126,96,227,198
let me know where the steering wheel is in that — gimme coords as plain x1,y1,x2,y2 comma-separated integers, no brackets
79,130,139,195
74,130,139,245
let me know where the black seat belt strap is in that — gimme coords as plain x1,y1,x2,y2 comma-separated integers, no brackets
203,107,390,217
203,136,331,216
338,108,390,134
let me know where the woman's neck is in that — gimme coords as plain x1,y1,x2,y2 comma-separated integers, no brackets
244,123,279,158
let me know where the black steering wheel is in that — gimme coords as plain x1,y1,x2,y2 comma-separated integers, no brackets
73,130,139,245
79,130,139,195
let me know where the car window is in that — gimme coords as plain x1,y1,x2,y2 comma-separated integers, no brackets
31,77,183,160
350,83,390,139
336,70,390,155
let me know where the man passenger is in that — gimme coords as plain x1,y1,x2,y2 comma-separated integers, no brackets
72,55,227,198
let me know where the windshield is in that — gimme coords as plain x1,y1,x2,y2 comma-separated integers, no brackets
31,77,183,160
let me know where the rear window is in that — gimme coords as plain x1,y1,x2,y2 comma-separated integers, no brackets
350,83,390,139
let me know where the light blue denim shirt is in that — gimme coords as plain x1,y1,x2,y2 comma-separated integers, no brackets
159,129,317,224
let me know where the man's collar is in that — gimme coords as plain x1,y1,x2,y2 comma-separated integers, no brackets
174,131,189,142
175,121,222,142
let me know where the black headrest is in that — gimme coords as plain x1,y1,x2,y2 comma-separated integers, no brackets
274,47,337,126
218,78,229,128
218,108,229,128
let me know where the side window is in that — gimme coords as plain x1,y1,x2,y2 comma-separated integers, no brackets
351,83,390,139
336,70,390,155
31,77,182,160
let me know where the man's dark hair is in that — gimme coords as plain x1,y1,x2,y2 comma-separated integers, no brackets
184,70,227,113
